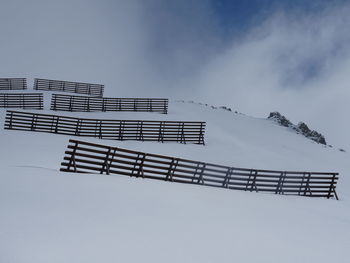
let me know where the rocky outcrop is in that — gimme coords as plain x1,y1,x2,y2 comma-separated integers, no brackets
296,122,326,145
268,112,293,127
268,112,327,145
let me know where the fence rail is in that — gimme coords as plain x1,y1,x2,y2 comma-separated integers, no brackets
0,93,43,109
34,78,104,97
60,139,339,199
50,94,168,114
4,111,205,144
0,78,27,90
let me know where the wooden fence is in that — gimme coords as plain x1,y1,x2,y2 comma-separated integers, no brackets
0,78,26,90
60,139,339,199
50,94,168,114
34,78,104,97
4,111,206,144
0,93,43,109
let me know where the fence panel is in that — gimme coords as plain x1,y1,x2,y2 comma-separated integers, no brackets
34,78,104,97
50,94,168,113
0,78,27,90
60,139,339,199
4,110,205,144
0,93,43,109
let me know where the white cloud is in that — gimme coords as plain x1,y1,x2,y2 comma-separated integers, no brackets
0,0,349,148
190,4,350,149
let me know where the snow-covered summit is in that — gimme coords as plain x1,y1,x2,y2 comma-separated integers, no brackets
0,98,349,263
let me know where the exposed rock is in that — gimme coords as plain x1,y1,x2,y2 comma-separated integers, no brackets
219,106,232,111
268,112,327,145
297,122,310,134
268,112,293,127
308,130,326,145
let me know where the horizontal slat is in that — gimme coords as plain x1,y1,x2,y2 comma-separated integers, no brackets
34,78,104,97
5,110,205,144
50,94,168,113
0,93,43,109
0,78,27,90
60,139,339,199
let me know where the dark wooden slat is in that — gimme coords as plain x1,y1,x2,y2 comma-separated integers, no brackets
4,110,205,144
0,78,27,90
60,139,339,199
34,78,104,97
50,94,168,114
0,93,43,109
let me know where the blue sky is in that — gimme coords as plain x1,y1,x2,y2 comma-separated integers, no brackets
213,0,345,32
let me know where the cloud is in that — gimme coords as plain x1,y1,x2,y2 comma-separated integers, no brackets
0,0,219,97
0,0,349,148
190,3,350,148
0,0,197,97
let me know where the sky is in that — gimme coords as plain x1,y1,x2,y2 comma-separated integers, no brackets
0,0,349,149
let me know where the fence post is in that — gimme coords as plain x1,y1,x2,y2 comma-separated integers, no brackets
131,153,146,178
198,122,205,145
223,167,234,188
50,115,55,132
52,95,57,111
327,173,338,199
8,111,14,129
75,119,82,136
102,98,106,112
137,121,144,141
69,96,73,111
119,120,125,140
163,99,167,114
98,120,103,139
303,173,312,196
275,172,286,195
118,99,122,111
177,123,186,144
67,141,79,172
30,114,38,131
166,158,178,181
181,123,186,144
148,99,152,112
246,170,258,192
191,162,206,184
158,122,165,143
39,94,43,110
100,147,114,175
298,173,306,195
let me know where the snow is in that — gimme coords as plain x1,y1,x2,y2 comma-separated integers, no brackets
1,94,349,263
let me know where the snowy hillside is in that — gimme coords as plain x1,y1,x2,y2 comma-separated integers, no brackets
1,96,349,263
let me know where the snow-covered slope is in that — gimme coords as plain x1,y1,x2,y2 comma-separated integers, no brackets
1,98,349,263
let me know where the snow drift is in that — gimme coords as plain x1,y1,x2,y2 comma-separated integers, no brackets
1,93,349,263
